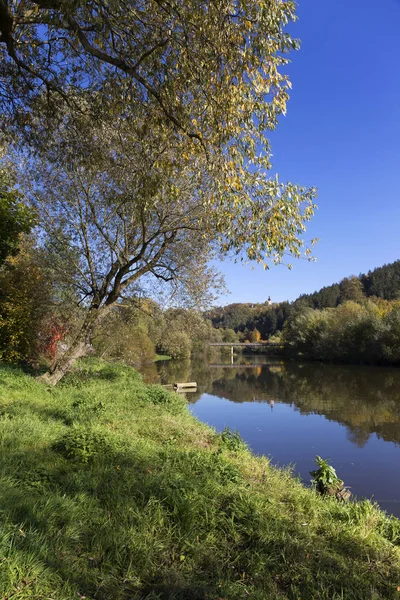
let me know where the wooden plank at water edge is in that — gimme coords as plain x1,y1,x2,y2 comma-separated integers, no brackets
173,382,197,391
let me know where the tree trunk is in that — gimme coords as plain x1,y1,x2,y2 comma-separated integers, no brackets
38,305,108,386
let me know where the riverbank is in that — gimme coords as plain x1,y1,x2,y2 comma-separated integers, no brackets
1,360,400,599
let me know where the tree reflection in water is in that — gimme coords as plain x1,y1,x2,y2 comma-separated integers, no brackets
144,356,400,449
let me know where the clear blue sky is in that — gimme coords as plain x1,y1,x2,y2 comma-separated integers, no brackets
215,0,400,305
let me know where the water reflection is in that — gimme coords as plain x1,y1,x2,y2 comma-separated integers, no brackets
144,357,400,449
141,356,400,515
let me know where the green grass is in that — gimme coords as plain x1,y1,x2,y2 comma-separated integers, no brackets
1,359,400,599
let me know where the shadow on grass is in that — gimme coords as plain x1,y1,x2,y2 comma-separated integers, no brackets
1,446,230,598
2,442,400,599
1,378,400,599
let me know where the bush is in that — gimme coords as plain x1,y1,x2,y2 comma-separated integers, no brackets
52,426,122,463
0,241,51,364
146,384,174,405
143,384,186,413
219,427,248,452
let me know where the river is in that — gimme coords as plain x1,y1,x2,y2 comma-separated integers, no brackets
140,355,400,518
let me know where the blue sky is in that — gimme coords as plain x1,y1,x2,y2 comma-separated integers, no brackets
215,0,400,305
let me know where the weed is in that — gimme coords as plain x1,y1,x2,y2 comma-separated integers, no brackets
219,427,248,452
52,426,122,463
67,396,107,424
310,455,344,494
146,384,178,404
140,383,186,414
213,454,242,483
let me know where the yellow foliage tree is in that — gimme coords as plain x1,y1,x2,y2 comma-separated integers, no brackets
248,328,261,343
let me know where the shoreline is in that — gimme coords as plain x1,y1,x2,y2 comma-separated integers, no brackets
1,358,400,599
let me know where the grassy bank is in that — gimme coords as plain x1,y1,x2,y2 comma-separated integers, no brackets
1,360,400,599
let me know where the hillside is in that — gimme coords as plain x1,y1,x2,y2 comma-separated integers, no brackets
204,301,292,339
296,260,400,310
206,259,400,337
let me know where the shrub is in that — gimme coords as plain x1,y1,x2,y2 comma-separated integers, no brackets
0,241,51,364
146,384,174,405
144,384,186,413
219,427,248,452
52,427,122,463
37,317,67,361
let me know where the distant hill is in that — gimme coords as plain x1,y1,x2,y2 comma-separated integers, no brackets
295,259,400,309
204,301,292,339
206,259,400,338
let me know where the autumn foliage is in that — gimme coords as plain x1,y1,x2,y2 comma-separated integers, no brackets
38,318,67,361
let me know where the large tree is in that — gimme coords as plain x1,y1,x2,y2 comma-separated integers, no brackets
3,1,318,383
17,110,314,384
1,1,302,145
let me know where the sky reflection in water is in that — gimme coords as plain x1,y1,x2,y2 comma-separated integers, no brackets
143,356,400,517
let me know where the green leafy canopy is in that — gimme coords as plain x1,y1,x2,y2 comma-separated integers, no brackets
0,169,34,265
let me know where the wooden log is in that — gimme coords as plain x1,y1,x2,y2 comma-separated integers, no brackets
173,382,197,390
335,487,351,502
325,485,351,502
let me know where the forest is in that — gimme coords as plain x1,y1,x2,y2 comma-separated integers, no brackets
204,262,400,365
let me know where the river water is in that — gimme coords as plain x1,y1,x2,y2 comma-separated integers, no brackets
140,355,400,518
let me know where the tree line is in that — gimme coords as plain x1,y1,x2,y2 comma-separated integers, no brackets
206,262,400,345
283,300,400,365
296,262,400,309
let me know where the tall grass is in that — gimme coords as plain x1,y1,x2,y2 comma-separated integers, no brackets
0,359,400,599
